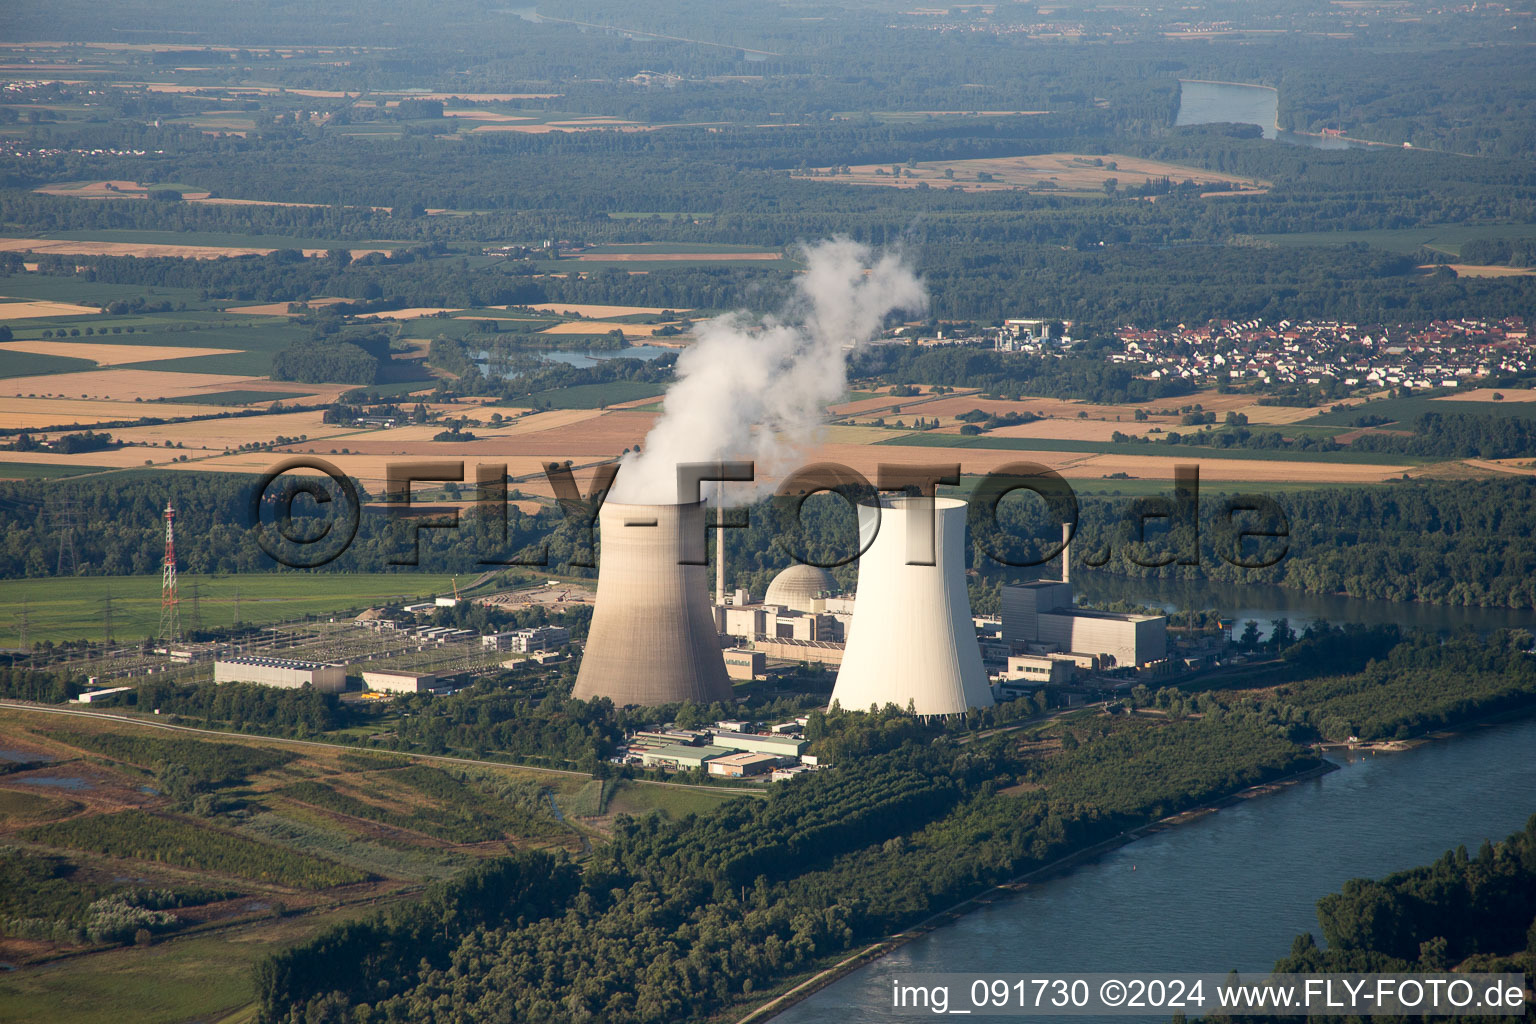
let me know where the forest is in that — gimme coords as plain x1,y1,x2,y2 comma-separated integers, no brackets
253,715,1318,1023
5,472,1536,612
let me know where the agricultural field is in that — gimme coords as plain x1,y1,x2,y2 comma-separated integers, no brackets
0,300,103,320
0,238,392,261
1244,223,1536,257
0,573,462,646
523,302,693,318
523,380,668,409
0,340,242,367
0,350,98,379
1301,393,1536,426
804,437,1419,486
0,397,244,429
0,461,115,479
0,711,589,1023
794,152,1265,194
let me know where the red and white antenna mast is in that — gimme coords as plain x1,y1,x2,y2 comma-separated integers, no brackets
159,501,181,644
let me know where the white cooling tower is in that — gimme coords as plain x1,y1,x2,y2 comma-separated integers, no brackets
571,500,734,707
831,496,993,716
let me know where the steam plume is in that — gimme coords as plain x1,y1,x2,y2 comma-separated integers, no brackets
608,237,926,504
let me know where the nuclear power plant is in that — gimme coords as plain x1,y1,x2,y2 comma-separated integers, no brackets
571,500,734,706
830,496,993,716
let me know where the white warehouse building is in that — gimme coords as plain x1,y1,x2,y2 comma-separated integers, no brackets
214,657,346,692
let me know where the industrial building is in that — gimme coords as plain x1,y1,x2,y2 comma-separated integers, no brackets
723,648,765,680
74,686,133,704
1005,653,1077,686
640,744,734,770
572,500,734,706
361,669,437,693
214,656,346,692
1000,580,1166,668
831,497,994,716
710,730,805,758
707,752,781,778
762,564,839,612
482,625,570,653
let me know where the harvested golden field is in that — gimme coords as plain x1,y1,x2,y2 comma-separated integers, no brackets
537,321,673,336
828,388,979,417
795,152,1265,194
380,92,561,102
107,409,342,449
0,397,236,429
360,306,465,320
1464,458,1536,476
1,368,261,400
32,180,149,198
1437,387,1536,402
304,409,653,462
821,424,899,444
0,340,240,366
803,441,1417,485
470,124,632,134
174,451,561,492
0,299,101,319
0,448,181,472
523,302,692,318
571,251,782,262
1440,265,1536,278
0,238,390,260
442,110,534,122
474,409,608,435
191,196,330,210
225,297,350,316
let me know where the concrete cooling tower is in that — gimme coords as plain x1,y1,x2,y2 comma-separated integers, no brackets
831,496,993,716
571,500,734,706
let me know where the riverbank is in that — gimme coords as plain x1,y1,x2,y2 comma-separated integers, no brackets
732,758,1337,1024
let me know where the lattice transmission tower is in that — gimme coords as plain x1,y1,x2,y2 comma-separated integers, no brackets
49,497,80,576
158,502,181,645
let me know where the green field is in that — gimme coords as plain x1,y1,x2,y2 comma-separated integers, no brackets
527,381,665,408
0,900,378,1024
873,431,1437,464
163,390,312,405
0,572,461,645
603,780,760,819
1301,394,1536,426
0,350,98,378
0,275,211,308
0,462,114,479
1247,223,1536,257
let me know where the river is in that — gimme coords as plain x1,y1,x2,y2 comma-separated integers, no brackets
1071,573,1536,640
772,713,1536,1022
1175,80,1369,150
476,343,674,380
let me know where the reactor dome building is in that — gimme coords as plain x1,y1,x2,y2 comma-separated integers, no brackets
763,563,839,613
830,496,993,716
571,500,734,707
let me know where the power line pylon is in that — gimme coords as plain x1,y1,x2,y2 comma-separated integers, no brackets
49,498,80,576
158,502,181,646
101,585,114,647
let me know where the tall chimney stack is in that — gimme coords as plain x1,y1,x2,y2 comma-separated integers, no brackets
716,517,727,606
